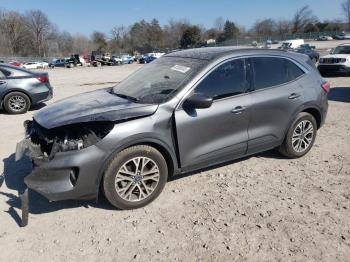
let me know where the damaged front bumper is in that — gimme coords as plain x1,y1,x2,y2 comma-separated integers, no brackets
16,121,110,202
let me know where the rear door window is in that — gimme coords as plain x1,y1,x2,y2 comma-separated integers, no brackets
251,57,304,90
195,58,247,100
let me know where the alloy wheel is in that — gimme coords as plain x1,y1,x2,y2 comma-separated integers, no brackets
292,120,314,153
8,95,26,112
115,157,160,202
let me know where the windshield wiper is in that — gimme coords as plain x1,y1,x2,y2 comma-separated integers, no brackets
113,93,139,103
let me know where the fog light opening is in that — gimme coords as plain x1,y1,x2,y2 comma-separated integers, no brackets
69,168,79,187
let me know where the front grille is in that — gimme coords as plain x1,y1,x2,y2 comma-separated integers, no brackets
320,58,346,64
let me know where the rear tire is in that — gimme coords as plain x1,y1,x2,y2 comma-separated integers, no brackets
3,92,31,114
103,145,168,209
279,112,317,158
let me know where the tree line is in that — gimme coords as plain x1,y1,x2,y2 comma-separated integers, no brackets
0,1,349,58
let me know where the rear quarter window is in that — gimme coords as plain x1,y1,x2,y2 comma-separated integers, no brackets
286,59,305,81
0,68,12,77
7,67,31,77
251,57,305,90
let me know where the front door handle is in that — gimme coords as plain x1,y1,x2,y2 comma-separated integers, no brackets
288,93,301,99
0,81,6,85
231,106,246,114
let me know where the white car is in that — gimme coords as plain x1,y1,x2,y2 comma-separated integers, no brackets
317,36,333,41
318,44,350,76
22,62,43,69
22,61,49,69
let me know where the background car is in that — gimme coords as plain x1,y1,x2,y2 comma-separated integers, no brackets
0,63,53,114
139,55,157,64
316,36,333,41
49,59,67,68
110,55,123,65
121,55,134,64
22,62,45,69
318,44,350,76
294,45,320,63
9,61,23,67
333,32,350,40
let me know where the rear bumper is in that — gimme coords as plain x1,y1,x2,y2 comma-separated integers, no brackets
30,84,53,104
317,64,350,74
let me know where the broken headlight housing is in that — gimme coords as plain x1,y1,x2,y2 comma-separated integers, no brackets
18,120,114,160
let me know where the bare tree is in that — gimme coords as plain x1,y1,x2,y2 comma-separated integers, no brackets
292,5,318,33
163,18,190,49
214,17,225,31
110,25,129,53
0,10,27,55
91,31,108,52
342,0,350,30
276,19,291,36
72,34,92,54
251,19,276,37
25,10,53,56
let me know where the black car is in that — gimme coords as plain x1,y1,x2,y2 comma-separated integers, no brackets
139,55,157,64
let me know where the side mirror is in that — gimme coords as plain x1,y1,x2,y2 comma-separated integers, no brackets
328,48,334,54
184,93,213,109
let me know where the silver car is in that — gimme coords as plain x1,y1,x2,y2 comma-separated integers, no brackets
0,64,53,114
17,48,328,210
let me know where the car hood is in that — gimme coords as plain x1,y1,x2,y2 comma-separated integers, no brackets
34,88,158,129
321,54,350,59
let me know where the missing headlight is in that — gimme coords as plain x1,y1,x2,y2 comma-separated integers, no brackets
19,120,114,160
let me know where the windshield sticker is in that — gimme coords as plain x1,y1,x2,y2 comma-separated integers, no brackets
171,65,191,73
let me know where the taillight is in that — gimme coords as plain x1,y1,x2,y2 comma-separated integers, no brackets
37,76,49,83
321,82,330,93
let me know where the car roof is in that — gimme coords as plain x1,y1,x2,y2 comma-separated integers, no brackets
164,47,303,61
0,63,35,74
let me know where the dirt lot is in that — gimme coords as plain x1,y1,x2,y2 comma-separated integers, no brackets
0,62,349,262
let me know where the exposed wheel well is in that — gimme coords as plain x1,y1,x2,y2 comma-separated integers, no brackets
302,108,321,129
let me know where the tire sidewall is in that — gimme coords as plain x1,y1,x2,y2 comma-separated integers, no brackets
3,92,31,114
285,113,317,158
103,146,168,210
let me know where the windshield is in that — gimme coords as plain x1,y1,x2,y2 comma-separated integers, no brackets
112,56,206,104
332,46,350,54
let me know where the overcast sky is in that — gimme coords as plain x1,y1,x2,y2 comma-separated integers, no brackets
0,0,345,35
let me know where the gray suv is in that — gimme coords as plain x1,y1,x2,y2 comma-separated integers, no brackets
17,48,329,210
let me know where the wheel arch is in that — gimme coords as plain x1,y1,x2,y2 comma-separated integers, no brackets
301,107,322,129
1,89,32,108
96,137,179,197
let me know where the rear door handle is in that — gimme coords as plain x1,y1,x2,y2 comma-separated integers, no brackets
231,106,246,114
288,93,301,99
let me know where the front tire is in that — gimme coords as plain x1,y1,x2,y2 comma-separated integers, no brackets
103,145,168,209
3,92,31,114
279,112,317,158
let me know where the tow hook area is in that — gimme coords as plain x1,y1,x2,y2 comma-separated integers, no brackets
20,189,29,227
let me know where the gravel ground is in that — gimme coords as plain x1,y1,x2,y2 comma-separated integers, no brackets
0,62,349,262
